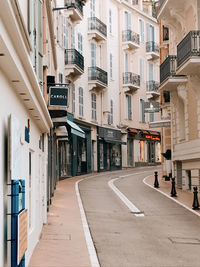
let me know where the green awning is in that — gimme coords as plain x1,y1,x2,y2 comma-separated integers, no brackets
67,120,85,138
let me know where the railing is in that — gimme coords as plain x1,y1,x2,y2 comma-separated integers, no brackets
88,67,108,85
65,0,83,15
177,30,200,68
159,0,166,10
88,17,107,38
160,55,176,84
123,72,140,87
147,80,159,92
146,41,159,54
65,49,84,71
122,30,140,45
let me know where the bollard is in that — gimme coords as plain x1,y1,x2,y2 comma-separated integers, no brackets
154,171,159,188
192,187,199,210
171,177,177,197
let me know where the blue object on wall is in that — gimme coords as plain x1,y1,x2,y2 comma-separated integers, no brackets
25,127,30,143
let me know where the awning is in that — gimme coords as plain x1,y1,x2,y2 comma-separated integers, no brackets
129,128,138,134
148,130,160,136
104,138,126,145
67,120,85,138
142,130,149,134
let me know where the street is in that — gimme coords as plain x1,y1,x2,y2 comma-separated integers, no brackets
79,167,200,267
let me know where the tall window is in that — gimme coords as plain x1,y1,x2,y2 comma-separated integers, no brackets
139,19,144,43
147,23,155,42
149,112,154,122
139,57,143,81
90,0,95,17
72,26,75,49
79,87,84,117
108,100,114,124
72,83,75,113
124,52,128,73
78,33,83,54
148,62,153,81
109,9,112,34
63,16,68,49
110,53,113,79
91,43,96,66
125,11,131,30
91,93,97,121
126,95,132,120
140,99,145,122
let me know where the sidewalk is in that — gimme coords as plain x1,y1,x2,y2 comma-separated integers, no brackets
145,174,200,216
29,175,93,267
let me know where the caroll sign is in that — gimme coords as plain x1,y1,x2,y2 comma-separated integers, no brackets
49,87,68,107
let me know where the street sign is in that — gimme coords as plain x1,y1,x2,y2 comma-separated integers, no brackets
49,87,68,107
144,102,160,113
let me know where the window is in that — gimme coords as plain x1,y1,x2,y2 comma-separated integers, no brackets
126,95,132,120
148,62,153,81
78,33,83,54
110,53,113,79
124,52,128,73
149,112,154,122
91,43,96,66
90,0,95,17
163,26,169,41
79,87,84,117
108,100,113,124
125,11,131,30
139,19,144,43
139,57,143,81
147,23,155,42
72,26,75,49
63,16,68,49
72,83,75,113
91,93,97,121
140,99,145,122
109,9,112,34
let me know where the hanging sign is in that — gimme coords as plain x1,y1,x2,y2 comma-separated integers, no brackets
144,102,160,113
49,87,68,107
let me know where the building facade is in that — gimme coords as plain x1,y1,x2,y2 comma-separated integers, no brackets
158,0,200,190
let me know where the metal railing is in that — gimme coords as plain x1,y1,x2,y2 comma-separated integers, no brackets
88,67,108,85
147,80,159,92
160,55,176,84
122,30,140,45
88,17,107,38
177,30,200,68
123,72,140,87
146,41,159,54
65,0,83,15
65,49,84,71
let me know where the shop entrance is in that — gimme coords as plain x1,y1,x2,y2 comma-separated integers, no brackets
58,141,71,179
147,141,155,163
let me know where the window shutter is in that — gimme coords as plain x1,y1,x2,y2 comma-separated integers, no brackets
91,43,96,67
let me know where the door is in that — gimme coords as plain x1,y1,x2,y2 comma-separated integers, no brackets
176,161,182,189
127,138,133,166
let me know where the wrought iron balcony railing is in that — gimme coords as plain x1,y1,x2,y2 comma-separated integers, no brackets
123,72,140,87
88,17,107,38
65,0,83,15
122,30,140,45
65,49,84,71
177,30,200,68
146,41,159,54
88,67,108,85
160,55,176,84
147,80,159,92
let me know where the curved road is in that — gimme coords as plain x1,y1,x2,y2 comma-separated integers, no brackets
79,167,200,267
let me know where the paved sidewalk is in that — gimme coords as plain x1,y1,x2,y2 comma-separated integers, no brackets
29,176,92,267
145,174,200,215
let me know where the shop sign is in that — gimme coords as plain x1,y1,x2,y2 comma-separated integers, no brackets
144,102,160,113
17,209,28,264
49,87,68,107
98,127,121,140
145,135,160,141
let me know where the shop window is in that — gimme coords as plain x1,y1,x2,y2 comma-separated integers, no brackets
140,140,145,162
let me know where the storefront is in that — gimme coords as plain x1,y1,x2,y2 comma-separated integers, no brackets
97,127,124,172
128,128,161,167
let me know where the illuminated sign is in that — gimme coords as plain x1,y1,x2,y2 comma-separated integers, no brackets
145,135,160,141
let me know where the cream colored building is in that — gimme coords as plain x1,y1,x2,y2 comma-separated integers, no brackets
158,0,200,190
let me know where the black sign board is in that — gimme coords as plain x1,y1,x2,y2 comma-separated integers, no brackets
144,102,160,113
98,126,122,140
49,87,68,107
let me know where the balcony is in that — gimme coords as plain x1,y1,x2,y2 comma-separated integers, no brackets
65,0,83,23
146,81,160,99
158,0,188,20
146,41,159,60
176,31,200,76
123,72,140,93
159,55,187,91
88,17,107,42
64,49,84,81
88,67,108,90
122,30,140,50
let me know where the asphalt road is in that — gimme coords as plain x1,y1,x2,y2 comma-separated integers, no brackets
79,166,200,267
